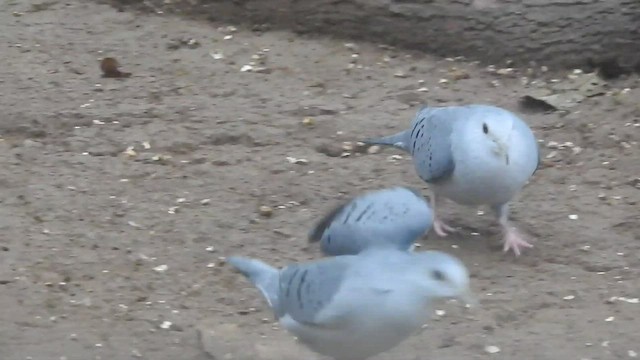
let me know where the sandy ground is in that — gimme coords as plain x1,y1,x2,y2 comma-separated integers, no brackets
1,1,639,360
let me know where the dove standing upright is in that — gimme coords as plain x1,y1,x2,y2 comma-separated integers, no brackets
308,186,433,256
363,104,540,256
227,248,474,360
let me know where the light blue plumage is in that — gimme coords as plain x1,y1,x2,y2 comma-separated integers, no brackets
227,248,474,360
308,186,433,256
364,104,540,256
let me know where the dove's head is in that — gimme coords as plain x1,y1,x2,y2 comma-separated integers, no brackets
414,251,476,306
470,109,517,166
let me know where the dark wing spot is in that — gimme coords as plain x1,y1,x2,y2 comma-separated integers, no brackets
410,117,427,155
410,116,425,139
296,270,308,308
355,203,374,223
482,122,489,134
412,128,421,154
342,203,357,224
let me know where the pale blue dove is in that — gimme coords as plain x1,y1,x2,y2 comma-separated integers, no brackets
308,186,433,256
227,248,474,360
364,104,540,256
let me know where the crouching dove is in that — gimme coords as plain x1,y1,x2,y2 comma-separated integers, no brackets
308,186,433,256
363,104,540,256
227,248,474,360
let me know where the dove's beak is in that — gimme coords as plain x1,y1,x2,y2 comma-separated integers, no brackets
491,138,510,165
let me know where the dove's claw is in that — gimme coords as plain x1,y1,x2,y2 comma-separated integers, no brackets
433,217,456,237
501,227,533,256
430,195,455,237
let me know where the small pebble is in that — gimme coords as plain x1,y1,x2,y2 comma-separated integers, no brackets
606,296,639,304
449,68,470,80
366,145,381,154
210,51,224,60
344,43,358,51
259,206,273,217
286,156,309,165
123,146,137,157
496,68,514,75
485,345,501,354
153,264,168,272
315,142,343,157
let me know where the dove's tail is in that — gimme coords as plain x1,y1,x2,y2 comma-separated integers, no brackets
308,201,349,243
362,130,411,153
227,256,279,309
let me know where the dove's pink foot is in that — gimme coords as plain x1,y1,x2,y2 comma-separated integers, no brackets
501,226,533,256
493,203,533,256
430,194,456,237
433,217,456,237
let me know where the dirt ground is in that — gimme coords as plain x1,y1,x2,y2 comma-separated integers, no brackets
1,1,639,360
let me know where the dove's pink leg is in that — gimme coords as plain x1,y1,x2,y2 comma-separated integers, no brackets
494,203,533,256
431,194,456,237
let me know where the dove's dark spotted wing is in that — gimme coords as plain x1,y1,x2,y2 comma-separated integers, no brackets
309,187,433,256
407,107,457,183
277,257,353,326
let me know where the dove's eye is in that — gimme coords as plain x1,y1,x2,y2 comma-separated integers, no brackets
431,270,446,281
482,123,489,134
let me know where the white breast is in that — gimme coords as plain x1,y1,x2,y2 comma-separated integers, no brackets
436,133,536,206
279,289,429,360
